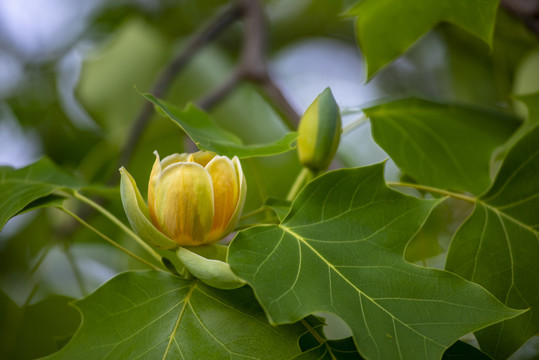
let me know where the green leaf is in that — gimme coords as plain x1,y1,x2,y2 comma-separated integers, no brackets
0,292,80,360
296,337,363,359
228,163,523,360
517,91,539,122
0,158,84,231
295,316,364,359
45,270,313,360
508,92,539,145
442,341,493,360
266,197,292,222
366,98,520,195
346,0,500,79
15,194,67,215
446,123,539,359
144,94,298,158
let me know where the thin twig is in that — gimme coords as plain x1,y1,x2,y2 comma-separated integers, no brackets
239,0,300,127
119,1,244,169
197,70,243,110
500,0,539,38
258,78,298,130
342,113,369,134
196,0,300,129
65,247,88,296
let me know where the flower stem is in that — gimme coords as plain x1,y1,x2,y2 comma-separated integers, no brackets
73,191,163,264
286,167,313,201
342,113,368,134
64,247,88,296
62,204,163,271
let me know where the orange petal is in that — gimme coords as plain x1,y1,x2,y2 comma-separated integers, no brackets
148,151,187,230
188,151,217,167
154,162,214,245
205,156,239,241
217,156,246,239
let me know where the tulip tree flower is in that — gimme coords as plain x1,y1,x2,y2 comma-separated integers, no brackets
120,150,246,248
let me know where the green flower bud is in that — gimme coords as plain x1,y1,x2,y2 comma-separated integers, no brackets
297,88,341,171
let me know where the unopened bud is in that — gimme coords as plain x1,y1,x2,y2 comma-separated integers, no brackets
297,88,341,171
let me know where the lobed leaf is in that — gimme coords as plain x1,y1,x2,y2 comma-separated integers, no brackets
442,341,493,360
0,292,80,360
45,271,315,360
366,98,520,195
446,123,539,359
229,162,523,360
144,94,298,159
0,157,84,231
346,0,499,79
295,337,363,360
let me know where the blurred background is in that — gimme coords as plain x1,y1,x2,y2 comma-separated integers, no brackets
1,0,538,358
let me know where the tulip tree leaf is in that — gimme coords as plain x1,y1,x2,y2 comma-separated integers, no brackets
0,157,84,231
144,94,298,158
294,315,363,359
266,197,292,222
445,123,539,359
509,92,539,146
517,91,539,123
366,98,520,195
442,341,493,360
346,0,499,79
228,163,524,360
295,337,363,359
296,339,493,360
0,292,81,360
44,270,314,360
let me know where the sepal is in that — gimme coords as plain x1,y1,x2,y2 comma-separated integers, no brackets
177,247,245,290
119,167,178,249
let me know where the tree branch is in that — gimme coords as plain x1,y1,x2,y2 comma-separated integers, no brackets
196,0,300,129
500,0,539,38
119,1,243,168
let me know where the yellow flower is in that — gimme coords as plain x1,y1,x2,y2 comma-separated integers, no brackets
120,151,246,248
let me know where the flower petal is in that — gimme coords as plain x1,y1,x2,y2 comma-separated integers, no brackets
149,151,188,231
161,153,189,169
154,162,214,245
187,151,216,167
205,156,239,241
225,156,247,234
148,151,161,228
119,167,178,249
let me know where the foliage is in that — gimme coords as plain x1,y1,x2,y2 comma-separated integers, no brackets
1,0,538,359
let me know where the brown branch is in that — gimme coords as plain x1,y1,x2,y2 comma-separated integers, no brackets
118,1,244,169
196,70,243,110
500,0,539,38
196,0,300,129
